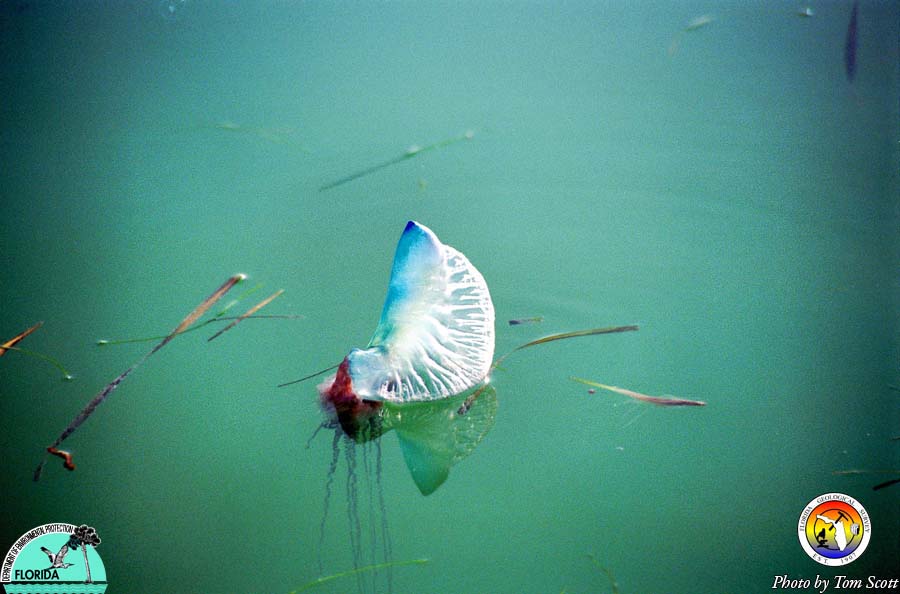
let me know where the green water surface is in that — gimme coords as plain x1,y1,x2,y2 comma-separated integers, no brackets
1,1,897,593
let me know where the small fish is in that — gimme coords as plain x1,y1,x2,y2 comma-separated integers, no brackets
797,7,814,17
571,377,706,407
508,316,544,326
845,1,859,82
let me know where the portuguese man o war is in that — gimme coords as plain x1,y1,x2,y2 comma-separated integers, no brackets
304,221,662,498
317,220,495,442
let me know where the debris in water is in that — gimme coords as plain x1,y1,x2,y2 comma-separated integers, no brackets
571,377,706,407
508,316,544,326
832,468,900,491
668,14,714,56
207,289,285,342
458,325,639,415
34,274,247,480
587,554,620,594
319,130,475,191
190,120,311,152
47,447,75,471
289,558,429,593
1,321,43,356
1,322,74,380
278,362,340,388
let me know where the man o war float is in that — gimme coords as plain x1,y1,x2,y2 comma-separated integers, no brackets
314,221,497,495
307,221,679,495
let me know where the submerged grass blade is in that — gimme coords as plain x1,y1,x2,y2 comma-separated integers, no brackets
319,130,474,191
208,289,284,342
34,274,245,481
2,322,74,379
1,321,43,356
289,558,429,593
1,346,74,380
572,377,706,407
587,554,620,594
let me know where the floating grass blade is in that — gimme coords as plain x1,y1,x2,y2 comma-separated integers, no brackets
832,469,900,476
458,325,639,415
97,314,301,346
214,281,264,318
189,120,311,152
319,130,474,191
668,14,714,56
34,274,245,481
208,289,284,342
832,469,900,491
1,321,43,356
572,376,706,407
150,274,246,354
512,325,638,352
289,558,429,593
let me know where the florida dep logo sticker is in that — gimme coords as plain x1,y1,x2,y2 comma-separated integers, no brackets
1,523,107,594
798,493,871,566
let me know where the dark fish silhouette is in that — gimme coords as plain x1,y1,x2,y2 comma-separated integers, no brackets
845,1,859,82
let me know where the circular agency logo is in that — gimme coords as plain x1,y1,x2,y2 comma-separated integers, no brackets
1,523,107,594
798,493,871,566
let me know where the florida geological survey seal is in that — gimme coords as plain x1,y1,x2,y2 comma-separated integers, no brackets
798,493,871,566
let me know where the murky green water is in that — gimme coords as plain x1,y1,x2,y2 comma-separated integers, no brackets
1,2,897,593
